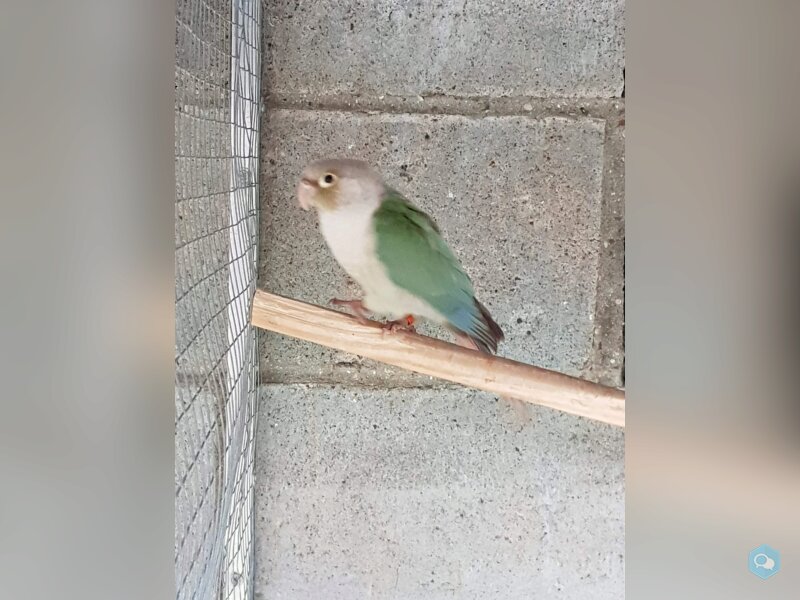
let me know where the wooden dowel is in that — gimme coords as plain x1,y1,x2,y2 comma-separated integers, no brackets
250,290,625,427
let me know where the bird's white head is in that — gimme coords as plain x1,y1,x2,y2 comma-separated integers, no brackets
297,158,384,213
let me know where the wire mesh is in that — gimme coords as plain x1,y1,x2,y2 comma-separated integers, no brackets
175,1,261,599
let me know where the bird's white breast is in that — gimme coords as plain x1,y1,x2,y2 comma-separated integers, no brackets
318,202,379,283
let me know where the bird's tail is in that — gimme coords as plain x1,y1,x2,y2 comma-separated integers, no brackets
467,300,505,354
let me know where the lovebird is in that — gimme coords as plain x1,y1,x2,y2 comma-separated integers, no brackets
297,158,504,354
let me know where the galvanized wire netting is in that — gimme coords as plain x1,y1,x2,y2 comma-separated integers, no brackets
174,1,261,599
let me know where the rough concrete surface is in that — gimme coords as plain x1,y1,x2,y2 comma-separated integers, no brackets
258,109,607,384
254,1,626,597
254,384,624,600
588,107,625,386
263,0,625,98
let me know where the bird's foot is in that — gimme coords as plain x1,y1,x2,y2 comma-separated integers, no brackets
382,315,416,333
329,298,371,325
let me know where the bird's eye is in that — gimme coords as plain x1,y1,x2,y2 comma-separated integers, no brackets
319,173,336,187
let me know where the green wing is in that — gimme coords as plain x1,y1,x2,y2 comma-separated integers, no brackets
373,190,503,352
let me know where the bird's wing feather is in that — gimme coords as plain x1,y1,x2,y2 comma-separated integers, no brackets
373,191,484,336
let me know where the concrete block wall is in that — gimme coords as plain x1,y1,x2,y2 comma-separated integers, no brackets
255,1,624,598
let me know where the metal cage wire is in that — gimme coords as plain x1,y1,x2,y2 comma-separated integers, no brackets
175,1,261,599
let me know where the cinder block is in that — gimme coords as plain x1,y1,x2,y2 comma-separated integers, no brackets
263,0,625,98
589,110,625,386
254,384,624,600
258,109,605,384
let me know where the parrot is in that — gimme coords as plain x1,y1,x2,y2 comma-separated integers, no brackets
296,158,504,354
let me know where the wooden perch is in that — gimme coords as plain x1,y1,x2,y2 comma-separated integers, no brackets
251,290,625,427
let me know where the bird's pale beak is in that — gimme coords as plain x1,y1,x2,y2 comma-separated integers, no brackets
297,178,316,211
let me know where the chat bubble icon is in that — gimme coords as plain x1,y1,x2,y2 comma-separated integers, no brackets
753,553,775,570
749,545,780,579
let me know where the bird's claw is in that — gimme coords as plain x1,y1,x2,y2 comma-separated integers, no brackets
382,315,416,333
